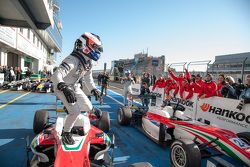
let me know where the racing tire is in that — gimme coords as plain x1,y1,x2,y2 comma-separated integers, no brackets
170,139,201,167
129,162,153,167
159,123,167,147
117,106,132,125
97,111,110,133
33,110,49,134
237,132,250,145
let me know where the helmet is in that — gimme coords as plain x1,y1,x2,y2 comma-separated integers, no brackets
124,70,131,77
74,32,103,61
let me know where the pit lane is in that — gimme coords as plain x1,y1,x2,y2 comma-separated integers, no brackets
0,88,244,167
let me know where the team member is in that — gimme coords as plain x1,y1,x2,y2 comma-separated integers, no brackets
168,67,190,98
152,74,166,91
51,32,103,145
191,74,204,94
198,73,217,99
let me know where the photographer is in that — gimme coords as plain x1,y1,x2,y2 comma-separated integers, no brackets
237,74,250,110
220,76,237,99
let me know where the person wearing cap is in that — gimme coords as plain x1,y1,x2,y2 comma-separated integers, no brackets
198,73,217,99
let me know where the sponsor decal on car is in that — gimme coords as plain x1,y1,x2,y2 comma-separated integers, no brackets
230,138,250,149
171,97,194,108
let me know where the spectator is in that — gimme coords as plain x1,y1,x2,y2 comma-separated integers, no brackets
4,66,10,82
97,73,102,86
235,78,246,99
131,72,137,83
220,76,237,99
152,74,166,91
16,67,22,81
217,74,225,97
10,67,15,81
100,72,110,96
151,74,156,85
26,68,32,78
237,74,250,110
140,82,150,107
141,72,151,87
198,74,217,99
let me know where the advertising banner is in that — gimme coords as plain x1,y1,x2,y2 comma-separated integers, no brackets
197,97,250,133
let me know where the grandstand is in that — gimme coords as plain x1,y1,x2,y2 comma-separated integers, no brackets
208,52,250,81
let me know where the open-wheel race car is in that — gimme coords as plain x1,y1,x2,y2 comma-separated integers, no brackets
36,80,54,93
29,109,114,167
28,107,153,167
117,94,250,167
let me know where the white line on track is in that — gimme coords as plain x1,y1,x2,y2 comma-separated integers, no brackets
0,90,9,94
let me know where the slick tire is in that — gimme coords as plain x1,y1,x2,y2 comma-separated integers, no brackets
117,106,132,125
33,110,49,134
237,132,250,145
159,123,167,147
170,139,201,167
97,111,110,133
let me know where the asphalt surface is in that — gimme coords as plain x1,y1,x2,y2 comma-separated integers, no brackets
0,86,245,167
0,89,169,167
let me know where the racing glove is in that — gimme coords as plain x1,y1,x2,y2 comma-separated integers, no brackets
91,89,100,101
57,82,77,103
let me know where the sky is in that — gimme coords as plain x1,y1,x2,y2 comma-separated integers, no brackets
58,0,250,71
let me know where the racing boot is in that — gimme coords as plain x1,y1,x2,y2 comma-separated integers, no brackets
61,132,75,145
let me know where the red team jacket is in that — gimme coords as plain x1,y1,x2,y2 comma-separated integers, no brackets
152,78,166,91
191,80,204,94
182,83,193,100
199,81,217,98
168,68,191,98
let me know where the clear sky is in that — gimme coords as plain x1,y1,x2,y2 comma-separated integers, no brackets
58,0,250,71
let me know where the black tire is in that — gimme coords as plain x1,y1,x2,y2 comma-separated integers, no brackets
159,123,166,147
237,132,250,145
117,106,132,125
33,110,49,134
170,139,201,167
97,112,110,133
129,162,153,167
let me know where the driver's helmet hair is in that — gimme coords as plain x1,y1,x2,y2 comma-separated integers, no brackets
74,32,103,61
124,70,131,77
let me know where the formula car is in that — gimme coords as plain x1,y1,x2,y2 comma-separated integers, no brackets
29,109,114,167
117,95,250,167
36,80,54,93
56,105,110,133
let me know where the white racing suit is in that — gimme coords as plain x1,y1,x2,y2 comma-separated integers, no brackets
51,52,96,133
121,78,135,105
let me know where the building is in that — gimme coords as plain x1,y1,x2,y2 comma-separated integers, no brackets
208,52,250,81
0,0,62,73
111,53,165,80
